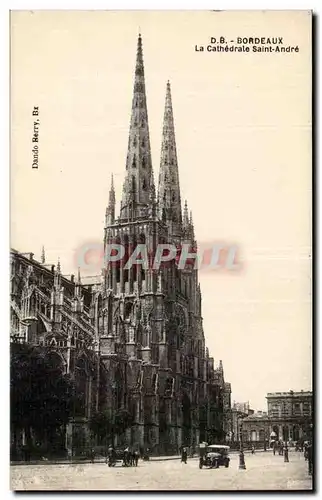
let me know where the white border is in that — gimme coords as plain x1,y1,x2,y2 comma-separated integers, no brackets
3,2,319,499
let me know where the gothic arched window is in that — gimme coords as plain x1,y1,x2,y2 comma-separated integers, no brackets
142,156,146,168
175,304,186,349
124,302,132,319
132,155,136,168
131,176,136,193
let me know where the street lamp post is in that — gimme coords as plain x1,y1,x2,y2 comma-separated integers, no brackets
239,418,246,470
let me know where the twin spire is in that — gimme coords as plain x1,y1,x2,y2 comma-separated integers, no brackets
108,34,193,237
158,80,182,236
120,33,154,220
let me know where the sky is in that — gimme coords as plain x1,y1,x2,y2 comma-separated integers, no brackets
11,10,312,410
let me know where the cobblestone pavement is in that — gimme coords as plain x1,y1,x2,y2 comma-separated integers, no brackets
11,451,313,491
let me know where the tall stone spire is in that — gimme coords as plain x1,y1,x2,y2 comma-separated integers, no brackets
189,210,195,241
105,174,116,225
77,267,81,284
54,258,61,288
158,81,182,237
183,200,189,227
41,245,45,264
120,34,155,220
75,267,82,298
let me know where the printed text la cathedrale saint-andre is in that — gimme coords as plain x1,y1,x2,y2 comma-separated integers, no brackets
195,36,300,53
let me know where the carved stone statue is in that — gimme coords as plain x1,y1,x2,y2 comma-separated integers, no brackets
129,324,135,343
142,322,152,348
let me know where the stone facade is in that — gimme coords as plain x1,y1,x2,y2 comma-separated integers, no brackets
223,401,253,443
10,34,230,455
242,391,313,444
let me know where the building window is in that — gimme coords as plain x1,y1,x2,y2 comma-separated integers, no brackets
251,430,257,441
294,403,301,416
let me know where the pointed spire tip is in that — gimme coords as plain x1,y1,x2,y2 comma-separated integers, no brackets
41,245,45,264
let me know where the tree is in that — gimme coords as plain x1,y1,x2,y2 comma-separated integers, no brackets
114,408,134,436
10,342,75,450
89,410,113,445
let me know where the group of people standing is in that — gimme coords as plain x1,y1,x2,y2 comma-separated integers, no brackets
106,446,140,467
272,440,313,475
272,440,286,456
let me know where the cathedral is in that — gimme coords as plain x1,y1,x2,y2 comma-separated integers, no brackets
10,34,231,455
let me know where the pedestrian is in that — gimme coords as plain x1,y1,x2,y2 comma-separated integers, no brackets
181,447,188,464
283,443,289,463
273,442,276,456
90,448,95,464
251,445,255,455
134,450,139,467
307,442,313,476
107,444,113,466
304,443,308,461
199,455,203,469
123,447,129,467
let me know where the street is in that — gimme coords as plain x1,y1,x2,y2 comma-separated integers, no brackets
11,451,312,491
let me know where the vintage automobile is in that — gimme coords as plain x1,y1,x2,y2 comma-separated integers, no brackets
199,445,230,469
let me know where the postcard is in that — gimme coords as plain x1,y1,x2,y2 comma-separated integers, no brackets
10,10,312,491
